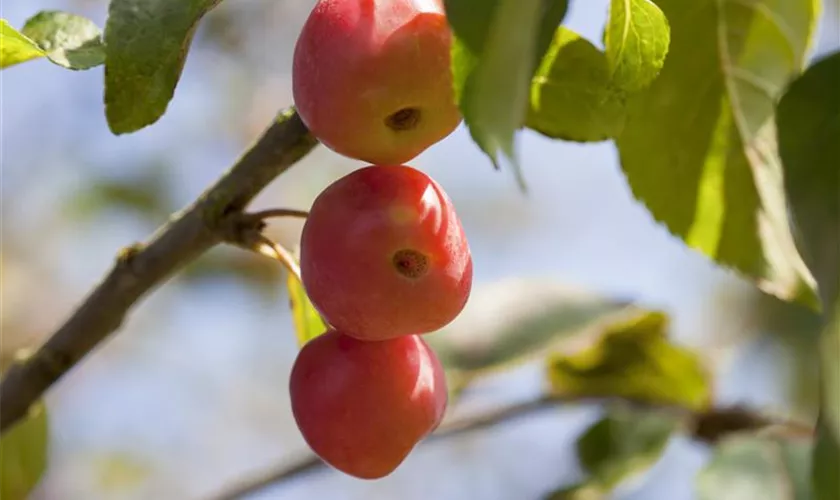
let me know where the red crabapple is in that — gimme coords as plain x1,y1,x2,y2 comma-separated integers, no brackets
289,329,448,479
292,0,461,164
300,165,472,340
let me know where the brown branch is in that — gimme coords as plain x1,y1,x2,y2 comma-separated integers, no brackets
0,108,318,434
209,455,323,500
206,394,814,500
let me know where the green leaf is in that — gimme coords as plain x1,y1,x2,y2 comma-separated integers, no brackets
604,0,670,92
0,20,46,69
697,435,813,500
776,50,840,500
425,279,634,377
813,416,840,500
0,402,49,500
446,0,568,185
104,0,222,134
777,50,840,309
545,310,713,410
527,27,627,142
812,300,840,500
445,0,566,96
615,0,820,306
287,256,328,347
577,407,678,489
20,11,104,70
1,12,104,71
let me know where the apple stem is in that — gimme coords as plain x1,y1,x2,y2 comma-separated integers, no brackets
253,234,303,283
248,208,310,221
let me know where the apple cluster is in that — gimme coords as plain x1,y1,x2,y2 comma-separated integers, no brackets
288,0,473,480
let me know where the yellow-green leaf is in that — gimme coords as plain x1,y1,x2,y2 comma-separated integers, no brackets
93,453,151,493
604,0,670,92
0,20,45,69
546,310,712,410
527,27,627,142
287,265,327,347
1,12,105,71
0,402,49,500
615,0,821,307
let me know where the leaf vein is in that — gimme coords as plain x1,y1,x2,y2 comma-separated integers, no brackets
727,0,800,62
727,66,781,99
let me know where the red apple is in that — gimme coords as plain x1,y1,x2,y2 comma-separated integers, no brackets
300,164,473,340
289,330,448,479
292,0,462,164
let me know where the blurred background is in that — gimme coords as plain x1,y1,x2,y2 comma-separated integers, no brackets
1,1,839,499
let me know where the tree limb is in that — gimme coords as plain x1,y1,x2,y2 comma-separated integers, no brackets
206,394,814,500
0,108,318,434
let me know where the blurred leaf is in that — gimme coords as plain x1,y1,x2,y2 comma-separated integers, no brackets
196,2,245,53
104,0,222,134
812,297,840,500
813,416,840,500
0,20,47,69
527,27,626,142
425,279,634,377
779,434,815,500
443,370,472,405
546,310,713,410
545,483,606,500
287,263,328,347
64,178,171,222
577,407,678,489
604,0,670,92
776,50,840,500
697,435,813,500
615,0,820,307
446,0,568,185
0,402,49,500
181,249,284,299
745,291,823,417
93,454,151,493
20,11,104,70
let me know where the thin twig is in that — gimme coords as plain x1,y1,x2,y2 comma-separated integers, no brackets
205,394,814,500
0,109,318,434
208,456,322,500
247,208,310,221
